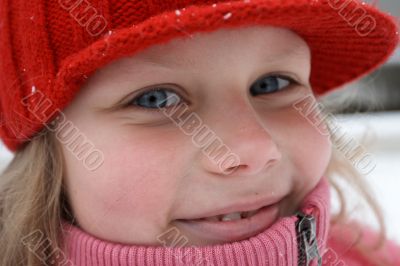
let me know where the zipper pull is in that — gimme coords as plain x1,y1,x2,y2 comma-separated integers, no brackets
296,211,322,266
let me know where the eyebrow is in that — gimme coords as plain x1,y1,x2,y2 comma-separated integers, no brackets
134,55,198,70
118,45,311,88
135,46,309,71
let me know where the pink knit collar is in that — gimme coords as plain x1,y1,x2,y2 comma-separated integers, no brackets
59,177,330,266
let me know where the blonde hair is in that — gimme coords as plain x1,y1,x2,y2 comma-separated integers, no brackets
0,112,392,266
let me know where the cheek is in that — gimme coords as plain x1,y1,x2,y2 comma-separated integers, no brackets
264,106,332,180
64,125,188,222
264,106,332,177
286,114,332,184
265,109,332,214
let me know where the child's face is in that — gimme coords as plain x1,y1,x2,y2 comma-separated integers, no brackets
60,26,332,246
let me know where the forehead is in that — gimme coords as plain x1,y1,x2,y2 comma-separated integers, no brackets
129,26,310,69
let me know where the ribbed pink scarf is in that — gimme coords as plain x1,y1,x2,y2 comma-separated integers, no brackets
60,177,330,265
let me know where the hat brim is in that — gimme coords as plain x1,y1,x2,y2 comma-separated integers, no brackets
55,0,398,112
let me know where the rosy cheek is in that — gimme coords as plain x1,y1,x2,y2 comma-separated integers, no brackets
268,106,330,180
294,118,332,179
89,140,181,214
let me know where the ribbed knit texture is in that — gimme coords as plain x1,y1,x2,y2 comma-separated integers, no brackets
0,0,398,152
59,177,330,266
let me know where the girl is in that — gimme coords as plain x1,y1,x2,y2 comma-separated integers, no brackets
0,0,399,265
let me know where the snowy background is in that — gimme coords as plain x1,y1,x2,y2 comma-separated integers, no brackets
331,111,400,244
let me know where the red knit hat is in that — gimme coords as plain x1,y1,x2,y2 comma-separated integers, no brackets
0,0,398,152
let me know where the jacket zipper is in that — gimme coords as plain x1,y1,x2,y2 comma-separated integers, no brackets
296,211,322,266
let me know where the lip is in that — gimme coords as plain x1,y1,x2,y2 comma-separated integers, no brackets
177,195,283,221
175,202,280,243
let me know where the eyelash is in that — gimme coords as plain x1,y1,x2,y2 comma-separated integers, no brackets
124,74,300,113
124,87,187,114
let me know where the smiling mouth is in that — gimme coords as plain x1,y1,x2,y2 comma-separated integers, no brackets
175,202,281,243
190,205,263,222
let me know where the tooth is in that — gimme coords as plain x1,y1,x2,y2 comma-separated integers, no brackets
204,209,259,222
221,212,242,221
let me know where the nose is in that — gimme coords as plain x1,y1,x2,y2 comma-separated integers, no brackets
199,98,282,177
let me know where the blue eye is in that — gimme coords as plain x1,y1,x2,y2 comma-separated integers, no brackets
127,75,296,112
250,75,294,96
131,88,182,110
